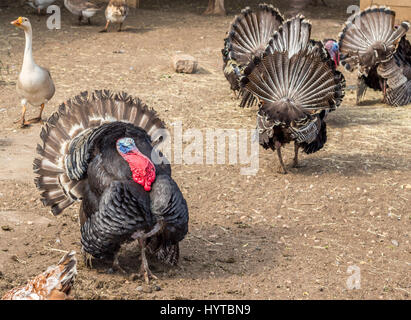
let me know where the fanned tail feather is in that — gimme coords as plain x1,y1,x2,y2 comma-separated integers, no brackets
240,50,345,113
265,15,312,57
339,6,410,70
222,3,284,108
226,3,284,65
33,90,167,216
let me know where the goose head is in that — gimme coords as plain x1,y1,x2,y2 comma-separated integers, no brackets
11,17,32,31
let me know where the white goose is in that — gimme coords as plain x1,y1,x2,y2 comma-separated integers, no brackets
11,17,55,127
26,0,57,14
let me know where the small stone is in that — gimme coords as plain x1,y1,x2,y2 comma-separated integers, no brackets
136,286,143,292
142,285,152,293
1,225,12,231
154,285,161,292
172,54,198,74
391,240,399,247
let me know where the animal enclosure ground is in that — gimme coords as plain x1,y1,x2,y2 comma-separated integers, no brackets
0,0,410,300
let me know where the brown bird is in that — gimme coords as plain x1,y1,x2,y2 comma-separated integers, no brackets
100,0,129,33
1,251,77,300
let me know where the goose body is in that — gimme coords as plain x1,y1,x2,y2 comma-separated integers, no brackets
64,0,101,24
11,17,55,127
27,0,56,14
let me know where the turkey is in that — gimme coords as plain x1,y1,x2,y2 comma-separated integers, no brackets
2,251,77,300
240,16,346,173
222,3,284,107
33,90,189,283
339,6,411,106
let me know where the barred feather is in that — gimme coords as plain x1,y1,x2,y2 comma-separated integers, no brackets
241,50,346,113
339,6,410,69
222,3,284,107
265,15,312,57
33,90,167,216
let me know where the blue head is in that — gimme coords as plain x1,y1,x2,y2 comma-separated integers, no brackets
116,137,137,155
324,40,340,67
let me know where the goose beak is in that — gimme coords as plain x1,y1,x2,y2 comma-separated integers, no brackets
11,17,23,27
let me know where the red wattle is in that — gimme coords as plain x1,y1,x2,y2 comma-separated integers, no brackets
121,150,156,191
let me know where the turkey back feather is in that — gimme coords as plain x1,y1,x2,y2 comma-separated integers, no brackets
33,90,167,216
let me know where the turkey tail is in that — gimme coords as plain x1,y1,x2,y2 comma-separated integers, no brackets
147,235,180,266
299,111,327,154
265,15,312,57
240,49,346,115
225,3,284,65
339,6,410,70
223,4,284,108
33,90,167,216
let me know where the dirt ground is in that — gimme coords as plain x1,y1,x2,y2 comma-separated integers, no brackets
0,0,410,300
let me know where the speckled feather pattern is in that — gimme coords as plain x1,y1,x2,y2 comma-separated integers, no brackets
1,251,77,300
222,4,284,108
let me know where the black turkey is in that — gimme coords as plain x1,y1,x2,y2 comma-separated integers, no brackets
240,17,346,173
33,90,189,283
222,3,284,107
339,6,410,106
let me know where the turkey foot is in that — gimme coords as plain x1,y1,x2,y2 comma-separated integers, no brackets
292,142,300,168
83,251,93,269
275,141,287,174
139,239,157,284
111,251,127,274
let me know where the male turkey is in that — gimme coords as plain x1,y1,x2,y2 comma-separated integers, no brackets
222,3,284,107
240,17,346,173
339,6,410,106
33,90,189,283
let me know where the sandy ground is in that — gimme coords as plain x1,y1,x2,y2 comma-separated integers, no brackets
0,0,410,300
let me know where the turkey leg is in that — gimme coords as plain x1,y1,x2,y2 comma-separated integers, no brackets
292,142,300,168
275,141,287,174
131,221,164,283
139,238,158,284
